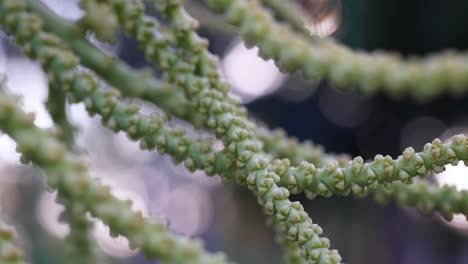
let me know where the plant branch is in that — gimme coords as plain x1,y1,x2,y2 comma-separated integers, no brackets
205,0,468,100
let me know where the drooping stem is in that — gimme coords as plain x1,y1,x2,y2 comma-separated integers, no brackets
46,83,76,146
205,0,468,100
46,83,97,263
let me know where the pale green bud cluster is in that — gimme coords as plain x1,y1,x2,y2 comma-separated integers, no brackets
260,122,468,229
0,222,25,264
373,180,468,221
79,0,119,42
151,0,229,92
270,137,468,199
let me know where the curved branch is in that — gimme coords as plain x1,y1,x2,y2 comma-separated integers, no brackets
205,0,468,100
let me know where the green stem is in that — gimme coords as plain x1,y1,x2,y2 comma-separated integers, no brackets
46,83,96,263
260,121,468,222
46,83,75,146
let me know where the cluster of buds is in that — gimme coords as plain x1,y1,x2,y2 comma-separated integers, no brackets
205,0,468,100
0,222,24,264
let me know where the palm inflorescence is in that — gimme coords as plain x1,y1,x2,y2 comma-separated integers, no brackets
0,0,468,263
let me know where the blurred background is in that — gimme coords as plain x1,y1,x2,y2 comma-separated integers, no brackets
2,0,468,263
